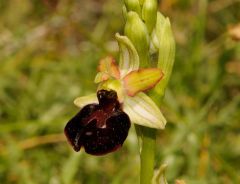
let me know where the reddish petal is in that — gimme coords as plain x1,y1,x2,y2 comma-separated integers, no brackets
97,56,120,80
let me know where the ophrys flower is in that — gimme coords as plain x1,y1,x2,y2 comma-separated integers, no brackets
64,33,167,155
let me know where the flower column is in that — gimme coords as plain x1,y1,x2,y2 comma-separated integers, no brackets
122,0,175,183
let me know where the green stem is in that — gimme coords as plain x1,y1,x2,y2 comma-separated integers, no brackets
140,127,156,184
139,93,162,184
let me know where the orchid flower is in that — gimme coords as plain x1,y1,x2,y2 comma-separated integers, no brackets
64,33,167,155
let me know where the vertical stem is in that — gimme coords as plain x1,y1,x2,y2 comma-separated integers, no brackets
139,91,164,183
140,127,156,184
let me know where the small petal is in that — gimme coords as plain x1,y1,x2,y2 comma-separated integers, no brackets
74,93,98,108
115,33,139,77
94,72,110,83
123,92,166,129
123,68,164,96
94,57,120,83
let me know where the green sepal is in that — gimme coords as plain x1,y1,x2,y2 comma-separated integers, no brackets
123,92,166,129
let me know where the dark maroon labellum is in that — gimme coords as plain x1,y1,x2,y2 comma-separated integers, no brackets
64,90,131,155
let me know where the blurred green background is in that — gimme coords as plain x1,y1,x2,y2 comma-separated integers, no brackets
0,0,240,183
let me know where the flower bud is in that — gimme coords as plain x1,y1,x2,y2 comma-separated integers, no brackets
124,11,150,67
142,0,158,33
124,0,141,17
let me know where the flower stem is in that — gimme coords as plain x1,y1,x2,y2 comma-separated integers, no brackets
140,127,156,184
138,90,164,184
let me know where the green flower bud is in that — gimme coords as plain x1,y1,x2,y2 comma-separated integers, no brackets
124,11,150,67
149,12,175,103
142,0,158,33
124,0,141,17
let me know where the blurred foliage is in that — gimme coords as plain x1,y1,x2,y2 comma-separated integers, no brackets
0,0,240,183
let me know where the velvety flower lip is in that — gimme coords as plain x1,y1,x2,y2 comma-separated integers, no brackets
64,90,131,155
